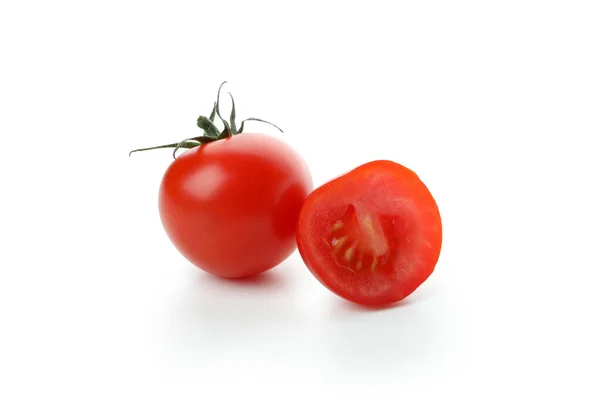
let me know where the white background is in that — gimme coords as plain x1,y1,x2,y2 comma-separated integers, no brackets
1,0,599,398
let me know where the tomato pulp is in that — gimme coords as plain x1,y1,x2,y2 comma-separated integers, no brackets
159,133,313,278
296,160,442,306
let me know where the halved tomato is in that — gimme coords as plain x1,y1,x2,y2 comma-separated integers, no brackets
296,160,442,306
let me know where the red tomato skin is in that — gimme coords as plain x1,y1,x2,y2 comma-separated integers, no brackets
296,160,442,306
158,133,313,278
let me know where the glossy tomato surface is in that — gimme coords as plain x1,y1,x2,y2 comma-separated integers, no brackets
159,133,313,278
296,160,442,306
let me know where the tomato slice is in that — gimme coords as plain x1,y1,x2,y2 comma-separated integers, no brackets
296,160,442,306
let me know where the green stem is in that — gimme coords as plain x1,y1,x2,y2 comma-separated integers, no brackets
215,81,232,137
237,118,283,134
228,92,237,134
171,136,217,158
209,102,217,122
197,115,221,137
128,81,284,159
129,141,200,157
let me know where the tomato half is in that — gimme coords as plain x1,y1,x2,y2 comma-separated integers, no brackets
296,160,442,306
159,133,313,278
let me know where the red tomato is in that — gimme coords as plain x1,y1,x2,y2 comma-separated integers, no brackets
158,133,312,278
296,160,442,306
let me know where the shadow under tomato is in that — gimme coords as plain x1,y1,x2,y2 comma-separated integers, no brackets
162,260,299,361
201,269,285,289
318,286,442,377
332,288,428,314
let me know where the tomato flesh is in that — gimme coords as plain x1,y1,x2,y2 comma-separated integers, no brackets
296,160,442,306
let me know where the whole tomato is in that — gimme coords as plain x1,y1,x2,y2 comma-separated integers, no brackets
131,83,313,278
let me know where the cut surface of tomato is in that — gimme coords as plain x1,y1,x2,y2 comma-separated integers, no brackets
296,160,442,306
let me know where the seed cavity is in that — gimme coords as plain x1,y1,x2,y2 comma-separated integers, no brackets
327,206,393,275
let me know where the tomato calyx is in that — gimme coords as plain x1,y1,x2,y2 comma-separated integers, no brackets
129,81,283,158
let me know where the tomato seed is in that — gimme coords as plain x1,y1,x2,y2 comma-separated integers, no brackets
344,246,354,262
332,220,344,232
